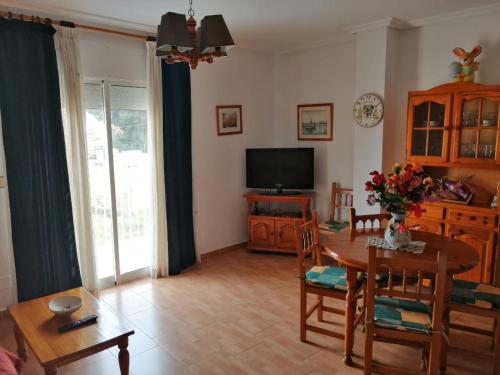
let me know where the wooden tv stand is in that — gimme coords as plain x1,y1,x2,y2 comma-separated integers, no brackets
244,191,313,254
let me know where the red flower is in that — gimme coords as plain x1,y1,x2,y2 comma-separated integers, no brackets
398,224,409,233
365,181,374,191
413,164,424,173
410,203,422,218
370,171,385,186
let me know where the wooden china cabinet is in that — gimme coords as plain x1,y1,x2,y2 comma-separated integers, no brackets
406,82,500,286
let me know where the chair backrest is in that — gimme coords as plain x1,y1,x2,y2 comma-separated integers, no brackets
294,211,322,279
365,245,448,334
331,182,353,222
349,207,391,231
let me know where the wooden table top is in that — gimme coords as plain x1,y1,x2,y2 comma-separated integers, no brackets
7,287,134,367
323,229,479,275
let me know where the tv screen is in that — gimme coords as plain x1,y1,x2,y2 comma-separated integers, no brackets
246,148,314,190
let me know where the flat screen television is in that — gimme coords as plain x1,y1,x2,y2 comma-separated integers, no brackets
246,148,314,194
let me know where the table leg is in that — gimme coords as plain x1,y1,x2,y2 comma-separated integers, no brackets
439,276,453,375
343,266,357,366
118,337,130,375
13,324,27,362
44,365,57,375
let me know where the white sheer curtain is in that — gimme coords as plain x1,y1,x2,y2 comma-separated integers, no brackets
55,26,98,292
146,41,169,277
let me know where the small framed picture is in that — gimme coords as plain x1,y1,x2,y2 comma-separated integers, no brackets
297,103,333,141
216,105,243,136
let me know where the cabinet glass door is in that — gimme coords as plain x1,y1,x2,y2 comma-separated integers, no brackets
454,95,500,164
407,94,451,162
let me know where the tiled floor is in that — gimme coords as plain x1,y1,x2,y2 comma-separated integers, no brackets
0,248,494,374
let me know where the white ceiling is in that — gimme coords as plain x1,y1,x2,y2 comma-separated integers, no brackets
2,0,500,52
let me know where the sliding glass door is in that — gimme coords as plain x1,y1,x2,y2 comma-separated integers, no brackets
84,81,152,287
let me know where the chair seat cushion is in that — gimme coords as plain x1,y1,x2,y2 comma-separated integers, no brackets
318,220,349,232
451,279,500,309
374,296,433,334
305,266,362,291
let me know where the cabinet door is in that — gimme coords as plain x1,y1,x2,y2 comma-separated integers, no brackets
250,219,275,247
451,93,500,166
406,94,452,163
276,220,297,250
445,224,493,283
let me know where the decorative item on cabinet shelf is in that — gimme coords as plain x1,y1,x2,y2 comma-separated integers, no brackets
491,182,500,208
437,177,474,205
448,46,482,83
433,176,493,207
365,162,438,249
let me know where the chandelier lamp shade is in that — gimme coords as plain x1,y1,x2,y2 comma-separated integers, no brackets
156,0,235,69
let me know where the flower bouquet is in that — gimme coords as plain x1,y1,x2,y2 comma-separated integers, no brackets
365,163,435,248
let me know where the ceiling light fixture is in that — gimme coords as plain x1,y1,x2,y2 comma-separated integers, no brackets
156,0,235,69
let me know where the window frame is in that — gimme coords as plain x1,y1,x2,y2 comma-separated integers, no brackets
84,78,151,288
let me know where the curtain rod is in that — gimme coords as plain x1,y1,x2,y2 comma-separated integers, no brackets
0,10,155,41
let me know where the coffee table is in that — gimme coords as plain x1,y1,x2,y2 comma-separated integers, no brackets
7,287,134,375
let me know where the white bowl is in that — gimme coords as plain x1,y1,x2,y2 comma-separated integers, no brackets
48,295,82,317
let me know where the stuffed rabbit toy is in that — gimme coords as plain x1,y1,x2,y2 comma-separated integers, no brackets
449,46,482,83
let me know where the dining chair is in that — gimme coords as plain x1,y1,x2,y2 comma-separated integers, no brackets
294,211,365,343
331,182,353,222
349,207,391,231
449,279,500,374
319,183,353,233
364,245,447,375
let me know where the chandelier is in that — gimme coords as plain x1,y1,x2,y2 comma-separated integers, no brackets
156,0,235,69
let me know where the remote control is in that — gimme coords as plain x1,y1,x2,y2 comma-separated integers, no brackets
58,314,98,333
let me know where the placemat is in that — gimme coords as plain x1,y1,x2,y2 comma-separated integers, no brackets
367,237,426,254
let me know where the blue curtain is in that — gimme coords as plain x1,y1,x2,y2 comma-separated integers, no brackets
162,62,197,275
0,19,81,301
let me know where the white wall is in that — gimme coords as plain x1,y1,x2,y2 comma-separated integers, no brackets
272,41,356,221
352,27,391,214
191,48,274,254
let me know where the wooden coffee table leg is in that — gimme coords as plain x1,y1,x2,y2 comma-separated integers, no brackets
343,266,357,366
13,324,27,361
440,276,453,375
118,336,130,375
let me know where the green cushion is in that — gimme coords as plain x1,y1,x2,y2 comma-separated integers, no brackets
305,266,362,291
451,279,500,309
318,220,349,232
374,296,433,334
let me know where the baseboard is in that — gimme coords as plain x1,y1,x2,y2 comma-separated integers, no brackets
200,241,247,260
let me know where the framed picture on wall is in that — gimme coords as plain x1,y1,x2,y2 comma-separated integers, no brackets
216,105,243,136
297,103,333,141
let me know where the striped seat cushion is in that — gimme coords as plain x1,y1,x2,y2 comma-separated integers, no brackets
374,296,433,334
451,279,500,309
305,266,363,291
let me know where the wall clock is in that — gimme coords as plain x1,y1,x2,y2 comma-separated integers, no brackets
353,93,384,128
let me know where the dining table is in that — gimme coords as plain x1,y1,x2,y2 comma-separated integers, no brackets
322,228,479,373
